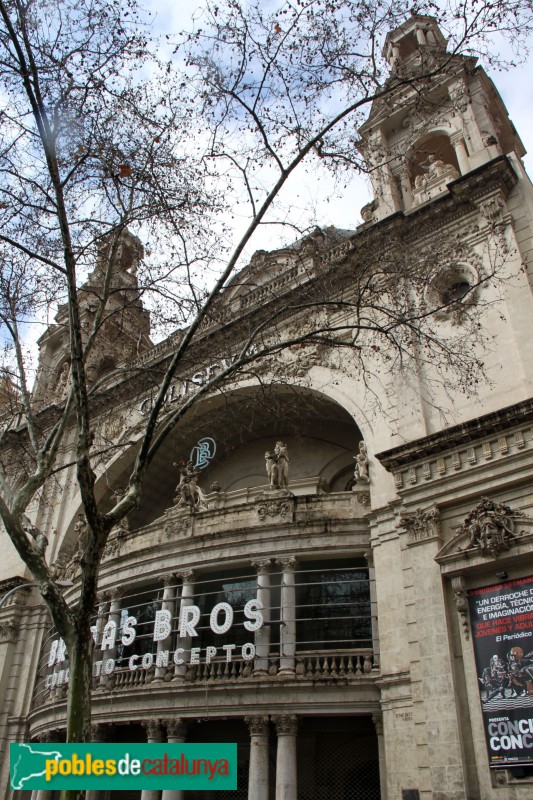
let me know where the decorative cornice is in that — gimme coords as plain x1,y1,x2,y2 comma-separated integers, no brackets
377,397,533,471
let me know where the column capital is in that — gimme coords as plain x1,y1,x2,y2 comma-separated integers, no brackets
275,556,298,571
372,712,383,736
177,569,194,582
273,715,298,735
97,591,110,604
143,719,164,741
36,728,63,743
245,716,270,736
90,723,107,742
108,586,126,601
449,130,465,146
251,559,272,574
165,718,187,739
162,572,176,587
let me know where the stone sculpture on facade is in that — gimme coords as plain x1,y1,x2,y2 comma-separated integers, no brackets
412,153,460,204
110,484,130,532
22,517,48,554
265,442,290,489
353,440,369,484
74,512,91,564
173,461,208,513
458,497,519,557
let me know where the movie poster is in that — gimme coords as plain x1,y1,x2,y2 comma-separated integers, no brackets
469,576,533,768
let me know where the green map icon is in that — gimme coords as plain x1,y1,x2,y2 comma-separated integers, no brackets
11,743,62,789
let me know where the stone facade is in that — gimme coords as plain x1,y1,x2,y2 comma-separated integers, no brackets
2,14,533,800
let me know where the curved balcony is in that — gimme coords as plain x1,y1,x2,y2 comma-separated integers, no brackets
85,482,371,589
28,648,380,739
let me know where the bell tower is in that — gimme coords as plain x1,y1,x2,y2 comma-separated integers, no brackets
358,14,526,223
33,229,152,405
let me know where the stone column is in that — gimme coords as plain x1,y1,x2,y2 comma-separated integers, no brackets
173,570,195,681
399,169,413,211
85,724,107,800
389,44,400,69
141,720,164,800
372,712,388,800
415,25,427,45
364,550,379,670
274,716,298,800
246,716,270,800
251,559,272,675
94,592,109,655
31,782,54,800
161,719,187,800
450,133,470,175
276,557,298,676
31,731,63,800
100,587,122,686
154,573,177,682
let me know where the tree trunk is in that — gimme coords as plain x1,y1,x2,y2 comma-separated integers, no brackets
59,624,94,800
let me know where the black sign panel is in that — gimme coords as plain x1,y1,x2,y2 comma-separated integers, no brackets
468,577,533,768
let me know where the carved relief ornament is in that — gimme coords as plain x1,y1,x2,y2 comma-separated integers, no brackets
450,575,470,640
0,621,19,642
435,498,533,569
257,500,290,521
398,505,441,545
457,497,522,558
164,516,190,539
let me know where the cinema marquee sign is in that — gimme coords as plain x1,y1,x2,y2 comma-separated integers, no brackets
46,598,264,688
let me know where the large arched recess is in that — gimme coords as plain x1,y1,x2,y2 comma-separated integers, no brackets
102,384,363,530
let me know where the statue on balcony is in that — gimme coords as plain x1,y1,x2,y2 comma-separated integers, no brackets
265,442,290,489
426,153,459,181
275,441,290,489
354,440,369,483
74,512,91,563
265,451,278,488
111,484,130,532
174,461,208,513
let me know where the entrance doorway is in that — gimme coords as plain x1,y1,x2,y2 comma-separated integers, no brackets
297,717,380,800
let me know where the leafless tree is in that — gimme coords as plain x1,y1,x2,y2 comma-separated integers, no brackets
0,1,532,793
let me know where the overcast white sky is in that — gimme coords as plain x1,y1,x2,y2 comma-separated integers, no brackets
17,0,533,375
140,0,533,253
